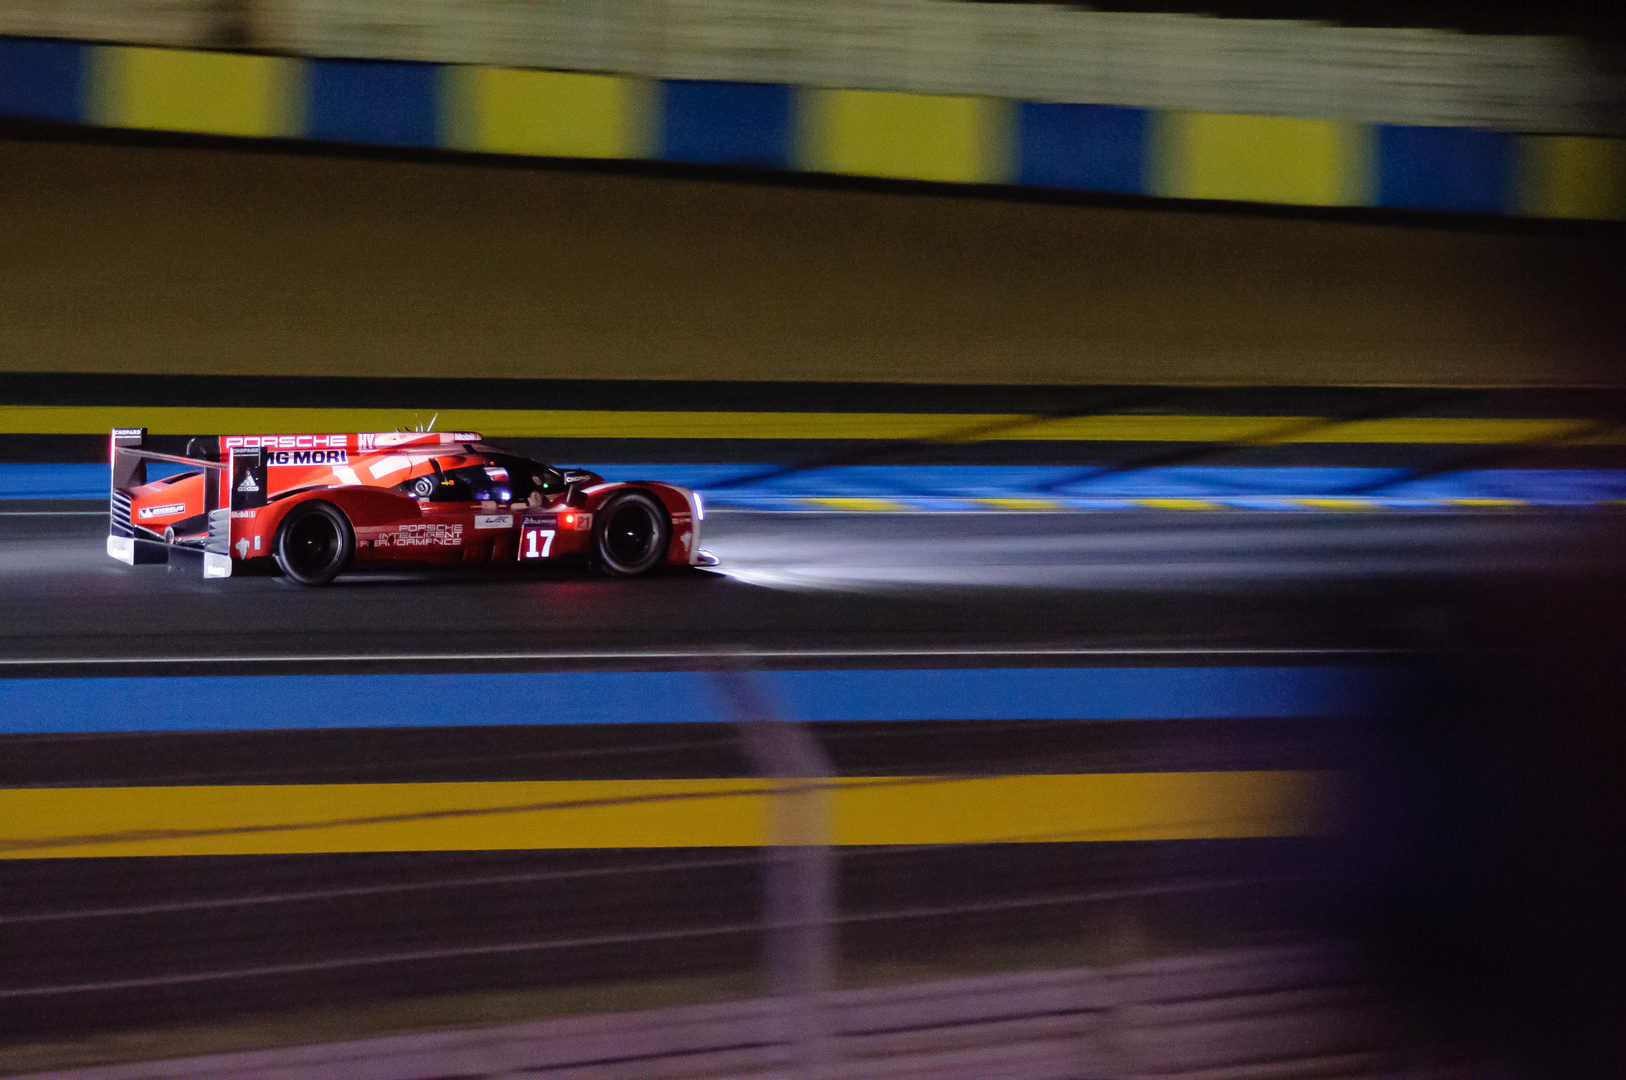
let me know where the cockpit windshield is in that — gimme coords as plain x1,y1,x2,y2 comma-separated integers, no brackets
400,456,565,504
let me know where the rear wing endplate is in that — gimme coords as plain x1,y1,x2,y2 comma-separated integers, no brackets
107,428,233,578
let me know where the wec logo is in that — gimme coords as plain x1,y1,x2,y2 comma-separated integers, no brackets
266,450,349,466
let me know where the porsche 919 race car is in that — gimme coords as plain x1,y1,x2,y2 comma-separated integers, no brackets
107,428,712,585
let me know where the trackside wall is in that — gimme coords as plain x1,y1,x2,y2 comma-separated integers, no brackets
0,34,1622,221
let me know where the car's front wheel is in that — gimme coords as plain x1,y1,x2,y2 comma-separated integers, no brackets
594,492,669,576
274,501,354,586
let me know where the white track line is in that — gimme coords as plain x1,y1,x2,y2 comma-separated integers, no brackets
0,646,1390,667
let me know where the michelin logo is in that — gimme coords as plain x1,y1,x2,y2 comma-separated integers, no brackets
266,450,349,466
138,503,186,519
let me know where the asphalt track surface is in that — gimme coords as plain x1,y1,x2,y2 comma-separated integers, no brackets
4,507,1624,1043
4,507,1625,664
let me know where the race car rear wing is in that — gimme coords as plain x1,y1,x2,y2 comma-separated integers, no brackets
109,427,489,578
107,427,234,578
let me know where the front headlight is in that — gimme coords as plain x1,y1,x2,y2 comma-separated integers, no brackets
694,491,705,522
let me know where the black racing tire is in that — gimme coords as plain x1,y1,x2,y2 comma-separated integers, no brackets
594,491,670,577
273,500,354,586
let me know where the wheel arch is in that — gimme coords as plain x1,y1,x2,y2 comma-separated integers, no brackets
271,497,357,586
584,482,696,569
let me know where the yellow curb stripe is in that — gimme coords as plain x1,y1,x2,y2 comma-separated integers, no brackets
970,497,1064,510
2,407,1620,445
0,773,1326,858
1289,498,1378,511
1134,498,1227,511
802,497,913,512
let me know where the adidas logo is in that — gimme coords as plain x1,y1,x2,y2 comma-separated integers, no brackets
236,473,260,493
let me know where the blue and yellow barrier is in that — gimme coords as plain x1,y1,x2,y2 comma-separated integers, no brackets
1017,102,1148,194
1521,134,1626,220
802,88,1008,185
1157,113,1368,208
663,79,792,168
447,66,647,160
1,35,1621,220
0,36,81,123
89,45,299,138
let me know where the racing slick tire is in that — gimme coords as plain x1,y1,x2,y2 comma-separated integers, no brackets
274,500,354,586
594,491,669,577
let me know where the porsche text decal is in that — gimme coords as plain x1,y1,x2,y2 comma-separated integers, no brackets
383,523,464,548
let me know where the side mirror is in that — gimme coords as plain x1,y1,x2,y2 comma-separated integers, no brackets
561,470,593,507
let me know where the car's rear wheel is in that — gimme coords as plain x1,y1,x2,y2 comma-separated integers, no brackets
594,492,669,576
274,501,354,586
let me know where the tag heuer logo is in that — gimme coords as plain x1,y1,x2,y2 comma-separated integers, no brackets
236,473,260,493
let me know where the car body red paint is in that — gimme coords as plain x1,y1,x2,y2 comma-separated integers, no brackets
108,429,706,582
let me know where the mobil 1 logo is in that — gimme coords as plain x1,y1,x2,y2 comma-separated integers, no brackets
266,449,349,466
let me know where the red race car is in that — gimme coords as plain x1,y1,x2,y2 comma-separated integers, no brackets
107,428,713,585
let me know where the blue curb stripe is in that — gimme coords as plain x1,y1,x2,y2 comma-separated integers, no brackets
0,666,1379,733
10,463,1625,505
0,37,84,123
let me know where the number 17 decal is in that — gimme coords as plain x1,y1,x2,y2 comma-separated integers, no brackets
520,527,556,559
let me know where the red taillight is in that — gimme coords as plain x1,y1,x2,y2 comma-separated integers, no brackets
563,513,576,526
